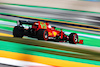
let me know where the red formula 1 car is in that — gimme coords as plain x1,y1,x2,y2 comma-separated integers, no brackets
13,20,83,44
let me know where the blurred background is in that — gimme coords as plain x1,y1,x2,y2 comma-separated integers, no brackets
0,0,100,67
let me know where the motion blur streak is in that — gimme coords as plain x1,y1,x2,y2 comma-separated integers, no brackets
0,2,100,67
0,50,100,67
0,33,13,37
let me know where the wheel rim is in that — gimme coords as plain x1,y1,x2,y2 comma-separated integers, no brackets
75,35,78,42
43,30,48,40
45,31,48,38
73,34,78,44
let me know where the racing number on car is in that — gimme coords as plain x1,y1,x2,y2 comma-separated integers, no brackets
40,22,47,29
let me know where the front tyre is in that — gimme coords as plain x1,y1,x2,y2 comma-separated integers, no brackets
69,33,78,44
37,29,48,41
13,26,24,38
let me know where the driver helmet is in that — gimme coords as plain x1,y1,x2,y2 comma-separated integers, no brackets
48,25,52,28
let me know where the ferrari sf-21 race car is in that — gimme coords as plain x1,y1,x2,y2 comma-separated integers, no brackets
13,20,83,44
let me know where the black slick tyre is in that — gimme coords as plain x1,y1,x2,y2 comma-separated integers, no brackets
69,33,78,44
37,29,48,40
13,26,24,38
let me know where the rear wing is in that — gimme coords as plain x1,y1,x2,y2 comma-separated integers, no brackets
17,20,49,29
17,20,35,25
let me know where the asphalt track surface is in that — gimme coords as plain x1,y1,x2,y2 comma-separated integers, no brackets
0,4,100,35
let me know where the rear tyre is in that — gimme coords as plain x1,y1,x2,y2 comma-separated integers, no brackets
37,29,48,40
13,26,24,38
69,33,78,44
